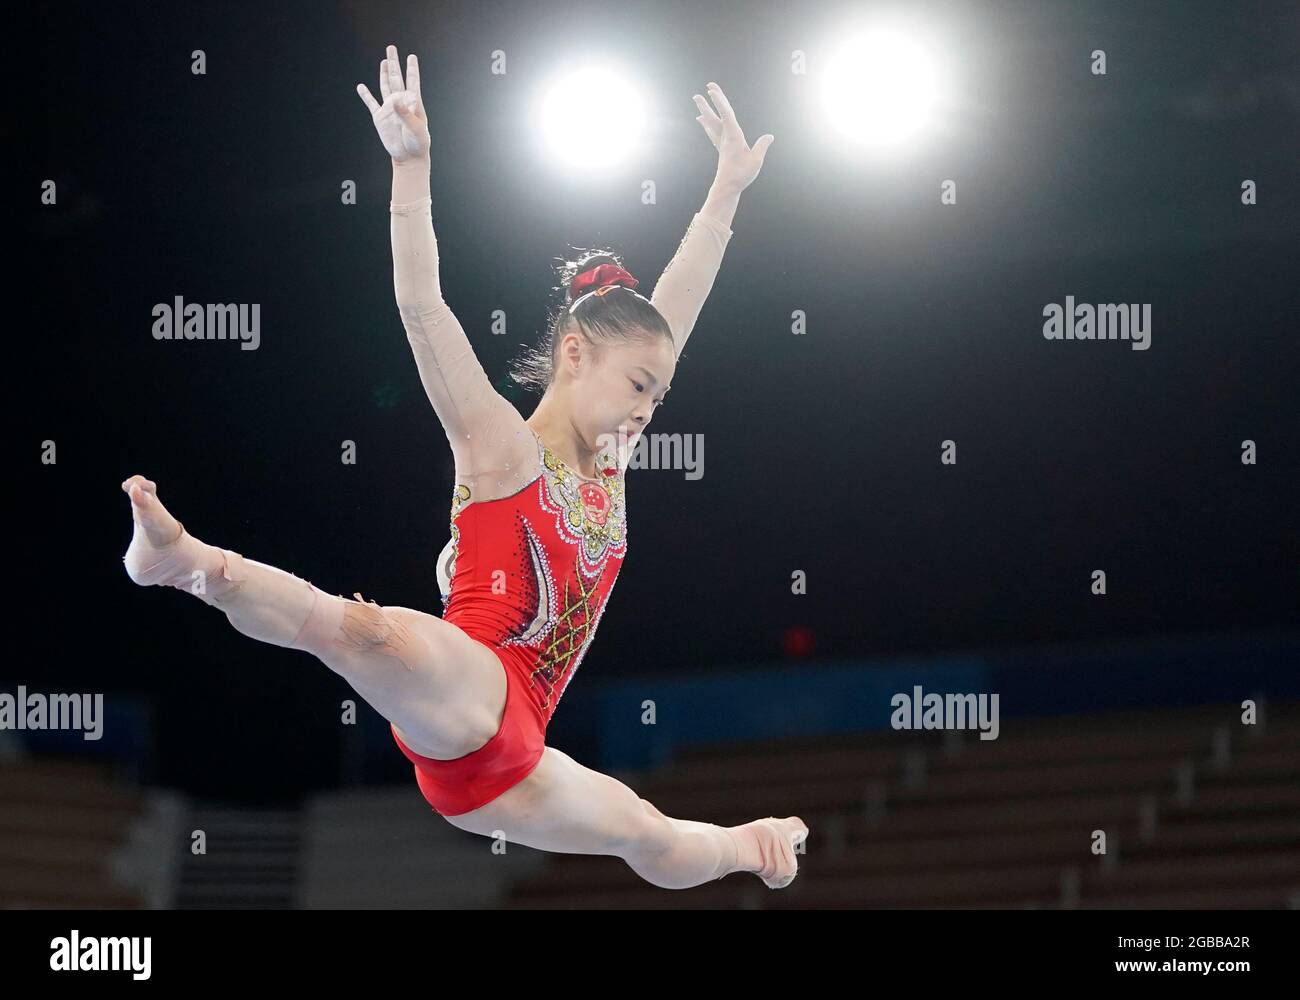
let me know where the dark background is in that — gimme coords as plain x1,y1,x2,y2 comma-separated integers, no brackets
17,0,1299,801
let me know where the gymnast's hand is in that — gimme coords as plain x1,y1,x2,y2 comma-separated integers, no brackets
692,82,774,193
356,44,431,163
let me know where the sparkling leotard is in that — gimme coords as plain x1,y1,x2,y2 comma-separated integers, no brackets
440,428,627,721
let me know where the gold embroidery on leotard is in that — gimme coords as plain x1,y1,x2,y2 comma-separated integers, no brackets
442,484,472,597
537,443,627,567
529,563,606,710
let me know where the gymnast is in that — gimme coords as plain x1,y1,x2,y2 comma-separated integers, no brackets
122,44,806,890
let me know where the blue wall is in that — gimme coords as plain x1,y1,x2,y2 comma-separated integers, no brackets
555,628,1300,770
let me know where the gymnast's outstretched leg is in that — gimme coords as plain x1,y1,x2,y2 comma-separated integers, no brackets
446,745,809,890
119,474,506,760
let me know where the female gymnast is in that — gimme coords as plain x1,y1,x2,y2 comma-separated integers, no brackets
122,45,807,891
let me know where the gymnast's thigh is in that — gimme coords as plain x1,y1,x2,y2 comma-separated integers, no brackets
442,746,659,857
338,604,507,758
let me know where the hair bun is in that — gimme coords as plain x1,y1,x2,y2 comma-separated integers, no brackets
569,264,639,306
565,252,624,302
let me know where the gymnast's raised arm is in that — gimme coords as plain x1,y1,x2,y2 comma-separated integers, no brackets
649,82,774,358
357,45,524,484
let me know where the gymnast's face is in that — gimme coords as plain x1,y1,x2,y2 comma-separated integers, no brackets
559,331,676,456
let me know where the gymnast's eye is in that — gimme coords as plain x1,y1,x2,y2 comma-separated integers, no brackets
632,379,663,406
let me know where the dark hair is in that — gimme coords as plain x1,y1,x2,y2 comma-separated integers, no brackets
508,248,673,394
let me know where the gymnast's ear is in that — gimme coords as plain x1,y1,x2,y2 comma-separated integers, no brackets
555,329,593,375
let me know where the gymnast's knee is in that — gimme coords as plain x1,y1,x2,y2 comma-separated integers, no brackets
641,799,667,822
289,586,422,670
630,799,676,855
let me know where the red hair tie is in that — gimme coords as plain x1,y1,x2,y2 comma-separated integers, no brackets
569,263,639,308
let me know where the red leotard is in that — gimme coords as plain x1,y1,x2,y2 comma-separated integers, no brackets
390,430,627,815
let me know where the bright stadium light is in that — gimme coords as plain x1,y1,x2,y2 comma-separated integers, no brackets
821,28,942,150
536,65,647,172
